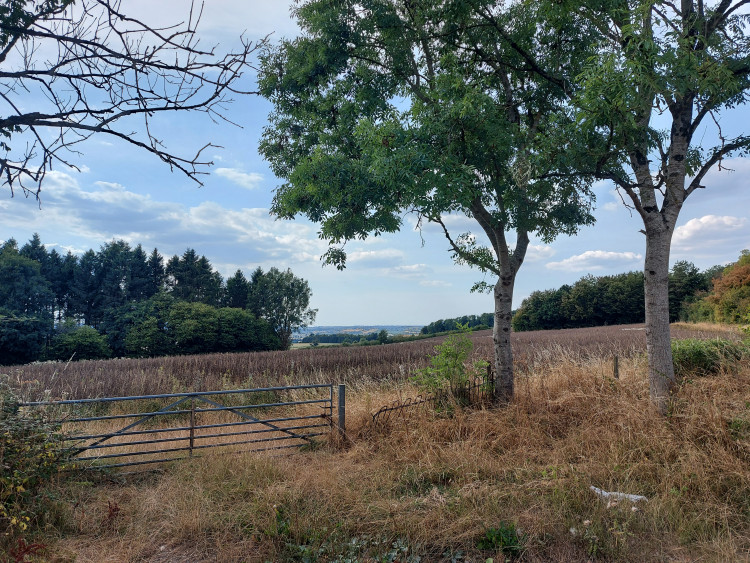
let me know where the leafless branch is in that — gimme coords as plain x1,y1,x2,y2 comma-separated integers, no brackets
0,0,265,198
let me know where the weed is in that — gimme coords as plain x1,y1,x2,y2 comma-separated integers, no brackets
476,522,525,558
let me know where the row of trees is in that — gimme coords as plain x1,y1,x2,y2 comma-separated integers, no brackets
0,235,316,365
511,261,723,332
259,0,750,412
420,314,495,335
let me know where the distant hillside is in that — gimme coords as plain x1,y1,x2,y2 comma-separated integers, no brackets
292,325,422,342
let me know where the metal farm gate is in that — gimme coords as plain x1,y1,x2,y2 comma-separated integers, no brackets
22,383,343,470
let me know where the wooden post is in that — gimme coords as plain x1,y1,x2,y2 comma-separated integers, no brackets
337,384,346,437
613,356,619,380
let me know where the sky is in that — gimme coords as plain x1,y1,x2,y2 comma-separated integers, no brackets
1,1,749,326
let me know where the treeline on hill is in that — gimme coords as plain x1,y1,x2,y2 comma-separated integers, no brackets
0,234,316,365
420,313,495,335
512,260,728,332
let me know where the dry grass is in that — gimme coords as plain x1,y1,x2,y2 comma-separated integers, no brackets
9,323,735,403
31,346,750,563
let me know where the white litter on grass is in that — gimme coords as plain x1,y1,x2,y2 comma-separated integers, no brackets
590,486,648,503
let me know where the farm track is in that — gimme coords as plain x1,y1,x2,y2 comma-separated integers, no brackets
5,323,736,401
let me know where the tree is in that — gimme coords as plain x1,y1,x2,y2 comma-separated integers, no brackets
146,248,167,297
224,269,250,309
259,0,594,400
508,0,750,411
706,250,750,323
0,0,262,198
166,249,224,306
247,267,317,350
0,242,54,318
0,311,49,365
69,249,101,327
668,261,707,322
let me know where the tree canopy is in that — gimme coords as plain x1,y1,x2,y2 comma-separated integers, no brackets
259,0,596,401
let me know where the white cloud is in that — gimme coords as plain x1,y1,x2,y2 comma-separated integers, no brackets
673,215,748,254
388,263,431,279
347,249,405,267
525,244,556,262
214,168,264,190
0,171,325,266
420,280,452,288
546,250,643,272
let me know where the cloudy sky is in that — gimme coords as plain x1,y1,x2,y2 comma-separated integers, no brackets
1,1,749,326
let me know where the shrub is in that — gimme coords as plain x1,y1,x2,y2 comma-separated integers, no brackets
0,376,71,538
671,338,747,378
48,325,112,361
411,330,488,392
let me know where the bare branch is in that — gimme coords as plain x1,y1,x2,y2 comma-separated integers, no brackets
0,0,264,196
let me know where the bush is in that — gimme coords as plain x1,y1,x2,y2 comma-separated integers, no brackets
671,338,747,378
48,325,112,361
412,331,488,392
0,376,71,538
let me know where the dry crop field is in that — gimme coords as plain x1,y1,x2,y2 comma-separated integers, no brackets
5,323,733,402
4,323,749,562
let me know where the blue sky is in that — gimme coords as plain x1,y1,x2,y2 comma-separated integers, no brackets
1,1,749,325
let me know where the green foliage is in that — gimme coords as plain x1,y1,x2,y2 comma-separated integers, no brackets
48,325,112,361
476,521,526,558
412,330,487,392
0,312,51,366
247,267,317,350
0,233,308,362
671,339,748,378
681,251,750,324
0,376,71,537
512,263,723,331
421,313,494,335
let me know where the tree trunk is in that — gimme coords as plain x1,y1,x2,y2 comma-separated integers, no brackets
493,271,515,403
643,225,675,414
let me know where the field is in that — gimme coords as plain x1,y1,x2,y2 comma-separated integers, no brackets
5,323,734,402
4,323,750,562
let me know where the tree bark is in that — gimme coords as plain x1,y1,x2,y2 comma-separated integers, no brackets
493,270,516,403
643,222,676,414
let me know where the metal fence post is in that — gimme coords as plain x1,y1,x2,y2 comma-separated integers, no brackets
189,396,195,457
337,384,346,437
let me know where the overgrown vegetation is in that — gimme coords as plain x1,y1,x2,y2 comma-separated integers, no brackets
671,338,748,378
683,250,750,324
0,377,70,541
14,337,749,562
411,330,488,394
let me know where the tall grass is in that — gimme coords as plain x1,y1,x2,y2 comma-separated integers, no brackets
26,342,750,562
6,323,732,401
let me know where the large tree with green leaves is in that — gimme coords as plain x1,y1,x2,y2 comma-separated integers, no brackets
259,0,594,400
515,0,750,411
